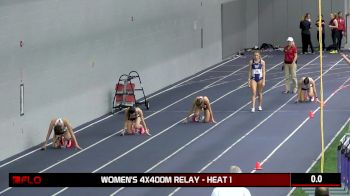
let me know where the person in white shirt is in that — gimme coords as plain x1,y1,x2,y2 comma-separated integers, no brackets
211,165,251,196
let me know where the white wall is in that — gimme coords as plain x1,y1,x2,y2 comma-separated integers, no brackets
0,0,223,161
221,0,247,59
2,0,344,161
220,0,259,58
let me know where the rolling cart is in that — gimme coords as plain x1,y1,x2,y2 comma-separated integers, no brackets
112,71,150,113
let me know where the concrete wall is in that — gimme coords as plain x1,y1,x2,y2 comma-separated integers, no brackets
0,0,223,161
1,0,344,161
221,0,246,59
221,0,259,59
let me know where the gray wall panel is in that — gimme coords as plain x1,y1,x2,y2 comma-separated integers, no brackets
273,0,288,46
246,0,259,48
221,0,247,59
0,0,222,160
258,0,274,45
287,0,303,46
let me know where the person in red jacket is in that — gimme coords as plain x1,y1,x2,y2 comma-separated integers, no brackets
337,11,346,51
283,37,298,94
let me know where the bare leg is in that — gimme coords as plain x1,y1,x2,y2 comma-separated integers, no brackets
52,135,60,148
308,86,315,101
250,80,258,111
257,80,264,108
300,90,307,102
284,64,290,92
193,108,202,122
204,109,210,123
134,117,142,129
126,120,134,134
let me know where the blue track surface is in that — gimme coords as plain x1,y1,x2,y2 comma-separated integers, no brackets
1,51,350,196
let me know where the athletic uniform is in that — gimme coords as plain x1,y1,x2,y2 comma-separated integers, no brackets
251,59,263,82
125,109,145,135
192,97,207,122
128,112,140,121
329,18,339,50
301,78,314,101
53,118,74,148
301,83,311,91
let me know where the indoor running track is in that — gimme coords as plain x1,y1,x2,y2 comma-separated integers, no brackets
1,50,350,196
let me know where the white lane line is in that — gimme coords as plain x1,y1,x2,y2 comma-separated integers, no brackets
0,114,116,168
287,118,350,196
287,117,350,195
167,56,325,196
0,57,240,169
145,57,240,98
251,80,350,175
111,57,320,196
42,60,249,174
250,60,347,174
1,59,243,195
50,58,280,195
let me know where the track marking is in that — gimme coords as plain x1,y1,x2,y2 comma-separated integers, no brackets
169,59,350,195
0,57,241,169
1,56,250,194
50,58,283,195
110,57,320,196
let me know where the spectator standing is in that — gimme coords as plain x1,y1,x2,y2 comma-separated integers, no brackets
315,15,325,51
329,13,339,54
283,37,298,94
336,11,345,51
300,13,314,54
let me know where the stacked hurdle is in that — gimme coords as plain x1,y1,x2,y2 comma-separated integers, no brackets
337,132,350,192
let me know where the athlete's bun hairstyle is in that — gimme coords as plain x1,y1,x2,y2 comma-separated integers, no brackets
54,125,64,135
303,77,310,85
195,98,203,107
128,106,136,114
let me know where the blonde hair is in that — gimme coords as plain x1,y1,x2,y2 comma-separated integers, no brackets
195,97,203,107
253,51,261,60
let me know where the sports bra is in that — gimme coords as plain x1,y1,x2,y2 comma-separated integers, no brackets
128,112,140,121
251,59,263,79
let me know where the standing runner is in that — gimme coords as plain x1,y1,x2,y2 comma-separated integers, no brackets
248,51,266,112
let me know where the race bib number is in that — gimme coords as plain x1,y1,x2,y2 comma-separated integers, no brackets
252,69,262,75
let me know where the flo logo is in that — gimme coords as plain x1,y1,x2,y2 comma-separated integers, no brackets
11,175,42,186
12,176,21,185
